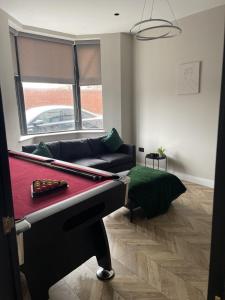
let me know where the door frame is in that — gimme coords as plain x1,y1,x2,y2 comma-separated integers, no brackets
208,33,225,299
0,87,22,300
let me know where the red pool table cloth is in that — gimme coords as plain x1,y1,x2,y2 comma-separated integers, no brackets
9,156,109,220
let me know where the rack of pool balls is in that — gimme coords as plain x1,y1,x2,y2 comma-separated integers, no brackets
31,179,68,198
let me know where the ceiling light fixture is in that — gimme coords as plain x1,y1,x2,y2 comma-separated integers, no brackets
130,0,182,41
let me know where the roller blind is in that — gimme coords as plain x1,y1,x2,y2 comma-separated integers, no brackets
76,41,101,86
17,36,75,84
10,32,18,76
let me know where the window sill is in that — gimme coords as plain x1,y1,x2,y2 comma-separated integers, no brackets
19,129,106,142
19,135,35,143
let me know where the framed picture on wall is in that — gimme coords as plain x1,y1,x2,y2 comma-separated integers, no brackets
177,61,201,95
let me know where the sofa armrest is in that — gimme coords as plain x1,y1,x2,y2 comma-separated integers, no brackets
117,144,136,166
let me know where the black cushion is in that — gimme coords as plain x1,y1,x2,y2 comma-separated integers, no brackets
60,139,92,161
108,163,135,173
46,141,61,159
98,153,133,168
22,144,37,154
69,158,109,170
87,136,108,156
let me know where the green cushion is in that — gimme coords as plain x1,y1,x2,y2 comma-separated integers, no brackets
32,141,53,158
102,128,123,152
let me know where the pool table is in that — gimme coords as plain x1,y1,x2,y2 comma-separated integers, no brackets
9,151,128,300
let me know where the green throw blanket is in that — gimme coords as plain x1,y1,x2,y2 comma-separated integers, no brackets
128,166,186,218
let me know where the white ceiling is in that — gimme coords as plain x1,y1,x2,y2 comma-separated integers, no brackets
0,0,225,35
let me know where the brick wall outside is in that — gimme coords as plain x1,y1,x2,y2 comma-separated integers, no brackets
23,85,103,115
80,87,103,114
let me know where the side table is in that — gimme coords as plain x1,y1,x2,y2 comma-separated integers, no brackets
145,153,167,171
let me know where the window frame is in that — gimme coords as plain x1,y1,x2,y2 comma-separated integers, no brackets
10,29,102,136
73,44,82,131
12,32,27,135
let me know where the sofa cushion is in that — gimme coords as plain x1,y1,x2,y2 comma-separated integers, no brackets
102,128,123,152
69,158,109,170
46,141,61,159
109,163,135,174
88,137,108,156
22,144,37,154
60,139,92,161
32,142,53,158
23,141,61,159
98,153,133,168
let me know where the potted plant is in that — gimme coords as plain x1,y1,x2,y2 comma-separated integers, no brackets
157,146,166,157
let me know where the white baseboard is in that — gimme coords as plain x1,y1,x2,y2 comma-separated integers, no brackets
137,162,214,188
171,171,214,188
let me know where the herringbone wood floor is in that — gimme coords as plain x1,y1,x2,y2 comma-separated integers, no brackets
49,182,213,300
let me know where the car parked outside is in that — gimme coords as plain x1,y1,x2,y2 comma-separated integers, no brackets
26,105,103,134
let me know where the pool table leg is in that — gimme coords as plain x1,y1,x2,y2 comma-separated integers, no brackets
130,200,134,223
94,220,115,280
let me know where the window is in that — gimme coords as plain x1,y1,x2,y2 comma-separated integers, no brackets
10,31,103,135
23,82,75,134
80,85,103,129
76,41,103,130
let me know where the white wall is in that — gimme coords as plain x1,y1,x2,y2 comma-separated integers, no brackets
121,33,134,143
133,6,225,185
100,33,122,135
